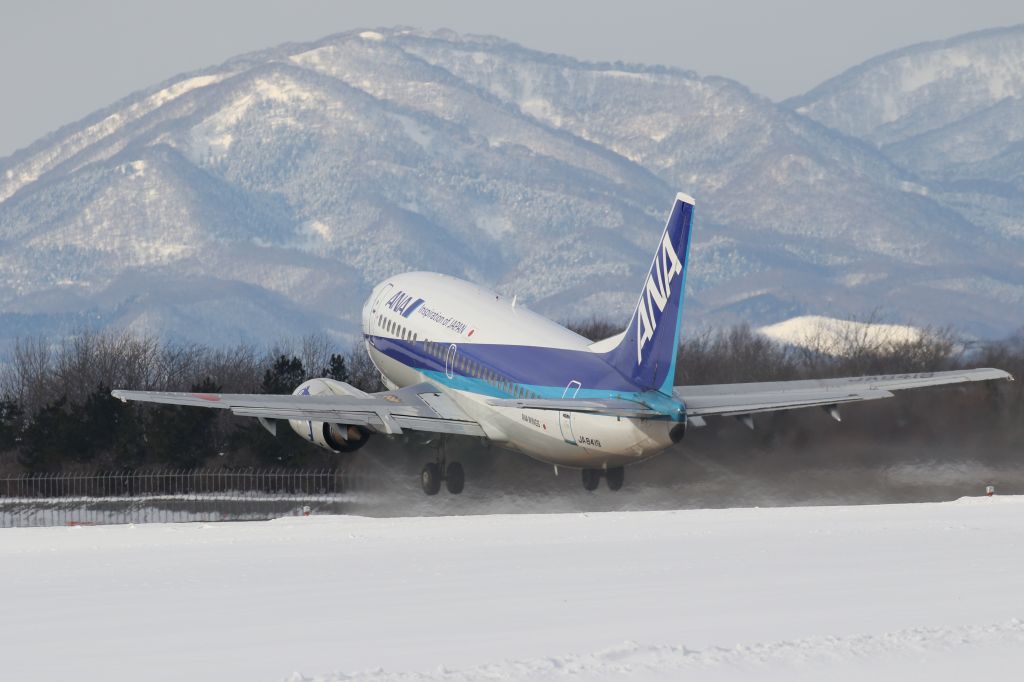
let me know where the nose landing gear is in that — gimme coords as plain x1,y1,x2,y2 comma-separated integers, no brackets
581,466,625,491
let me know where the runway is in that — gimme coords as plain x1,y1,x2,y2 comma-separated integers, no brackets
2,497,1023,681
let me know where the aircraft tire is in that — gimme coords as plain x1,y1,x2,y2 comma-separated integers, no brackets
581,468,601,491
445,462,465,494
421,463,441,495
606,466,625,491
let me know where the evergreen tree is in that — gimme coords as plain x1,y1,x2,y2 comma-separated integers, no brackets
0,396,24,453
65,383,121,463
144,378,222,469
18,397,69,472
323,354,348,382
262,355,306,394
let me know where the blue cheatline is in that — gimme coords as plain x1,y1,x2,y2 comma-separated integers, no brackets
368,335,686,420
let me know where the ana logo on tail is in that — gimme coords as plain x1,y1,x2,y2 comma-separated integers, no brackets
635,232,684,363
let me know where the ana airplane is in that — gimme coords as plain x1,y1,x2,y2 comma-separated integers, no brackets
113,193,1013,495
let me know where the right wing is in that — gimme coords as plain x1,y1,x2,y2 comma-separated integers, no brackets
675,368,1012,419
111,382,487,438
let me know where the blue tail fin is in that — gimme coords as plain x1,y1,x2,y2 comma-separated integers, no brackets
603,193,694,394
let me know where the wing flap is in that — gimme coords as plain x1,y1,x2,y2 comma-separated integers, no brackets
681,387,894,417
485,397,659,418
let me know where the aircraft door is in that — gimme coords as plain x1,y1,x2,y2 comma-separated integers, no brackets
559,380,581,445
445,344,457,380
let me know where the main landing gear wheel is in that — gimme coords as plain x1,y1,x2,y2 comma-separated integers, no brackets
445,461,465,494
581,468,601,491
606,466,625,491
420,437,465,496
421,463,442,495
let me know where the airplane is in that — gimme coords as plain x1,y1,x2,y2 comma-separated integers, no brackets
113,193,1013,495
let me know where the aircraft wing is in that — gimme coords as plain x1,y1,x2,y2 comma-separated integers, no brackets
111,382,487,438
675,368,1013,419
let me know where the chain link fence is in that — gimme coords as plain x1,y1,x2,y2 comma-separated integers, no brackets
0,468,365,527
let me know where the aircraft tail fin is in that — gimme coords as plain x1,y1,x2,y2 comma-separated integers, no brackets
601,193,694,394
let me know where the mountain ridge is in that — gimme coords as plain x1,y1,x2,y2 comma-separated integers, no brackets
1,26,1022,348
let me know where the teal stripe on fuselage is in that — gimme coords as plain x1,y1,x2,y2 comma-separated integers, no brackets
367,334,685,419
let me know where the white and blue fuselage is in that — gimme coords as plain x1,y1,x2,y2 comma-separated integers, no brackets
360,194,696,469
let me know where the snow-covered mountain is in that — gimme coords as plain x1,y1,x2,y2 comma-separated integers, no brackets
758,315,921,355
1,27,1022,347
786,25,1024,249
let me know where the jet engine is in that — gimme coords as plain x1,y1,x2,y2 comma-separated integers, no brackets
287,378,373,453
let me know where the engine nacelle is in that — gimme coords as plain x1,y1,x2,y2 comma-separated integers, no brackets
287,378,373,453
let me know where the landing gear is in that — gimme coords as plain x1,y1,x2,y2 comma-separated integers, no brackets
420,439,464,496
581,467,625,491
445,462,465,494
606,466,624,491
421,462,441,496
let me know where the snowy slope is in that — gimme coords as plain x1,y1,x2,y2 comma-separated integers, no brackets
786,25,1024,147
758,315,920,353
2,498,1023,681
786,25,1024,249
1,28,1023,344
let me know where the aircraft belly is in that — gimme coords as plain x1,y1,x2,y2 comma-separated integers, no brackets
486,405,676,469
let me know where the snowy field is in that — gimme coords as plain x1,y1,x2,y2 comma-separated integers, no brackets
2,498,1023,681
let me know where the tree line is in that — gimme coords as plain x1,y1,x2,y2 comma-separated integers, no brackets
0,321,1020,475
0,331,383,474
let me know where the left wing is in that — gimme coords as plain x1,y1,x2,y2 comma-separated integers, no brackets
111,382,487,437
675,368,1012,420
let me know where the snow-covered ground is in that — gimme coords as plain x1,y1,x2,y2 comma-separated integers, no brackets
2,498,1023,682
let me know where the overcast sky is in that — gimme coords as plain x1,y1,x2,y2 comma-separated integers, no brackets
1,0,1021,158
